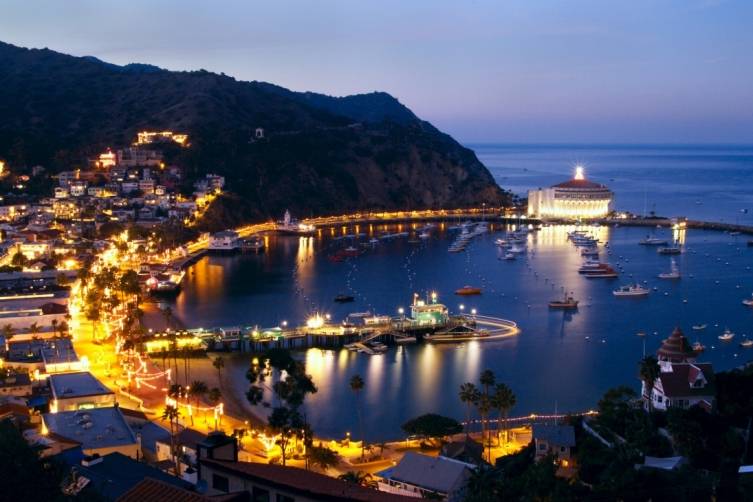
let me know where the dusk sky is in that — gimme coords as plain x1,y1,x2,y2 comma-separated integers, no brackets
2,0,752,143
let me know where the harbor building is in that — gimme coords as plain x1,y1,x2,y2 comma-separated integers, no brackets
527,166,613,219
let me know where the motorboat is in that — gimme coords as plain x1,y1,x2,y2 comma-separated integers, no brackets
419,231,431,239
718,329,735,341
495,238,507,247
581,247,599,257
613,284,650,297
692,341,706,353
583,267,619,279
334,294,355,303
508,244,526,254
742,294,753,306
740,339,753,348
502,252,515,261
639,236,668,246
455,285,482,295
549,291,579,310
658,259,680,279
692,324,707,330
658,245,682,255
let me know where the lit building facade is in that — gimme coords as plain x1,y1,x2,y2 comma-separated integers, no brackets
527,166,613,220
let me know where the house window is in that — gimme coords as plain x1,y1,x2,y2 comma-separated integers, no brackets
657,395,663,403
212,474,229,493
276,495,295,502
252,487,270,502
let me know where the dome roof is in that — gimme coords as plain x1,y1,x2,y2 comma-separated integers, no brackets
553,179,607,189
656,327,696,363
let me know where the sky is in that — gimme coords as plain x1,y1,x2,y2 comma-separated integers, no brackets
2,0,753,143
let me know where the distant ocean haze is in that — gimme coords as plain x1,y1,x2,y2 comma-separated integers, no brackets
472,144,753,225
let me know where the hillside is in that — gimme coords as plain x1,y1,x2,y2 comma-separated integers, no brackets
0,41,510,224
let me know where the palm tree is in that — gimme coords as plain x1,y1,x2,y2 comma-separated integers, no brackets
491,383,516,445
338,471,373,487
478,370,495,450
476,394,492,463
188,380,208,425
349,374,366,461
459,382,481,437
212,356,225,384
29,322,39,340
2,324,15,342
639,355,661,411
161,404,181,475
51,319,58,338
208,387,222,406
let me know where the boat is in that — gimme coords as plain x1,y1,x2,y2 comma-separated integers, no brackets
742,294,753,306
658,259,680,279
347,311,372,318
455,285,482,296
692,341,706,353
495,238,507,247
639,236,668,246
367,341,389,353
369,238,379,245
740,339,753,348
658,245,682,255
583,268,619,279
508,244,526,254
549,291,579,310
613,284,650,297
581,247,599,257
395,335,417,344
334,294,355,303
718,329,735,341
342,246,360,257
419,231,431,239
502,252,515,261
692,324,707,330
241,238,265,252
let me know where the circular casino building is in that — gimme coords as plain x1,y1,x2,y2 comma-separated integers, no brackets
527,166,613,220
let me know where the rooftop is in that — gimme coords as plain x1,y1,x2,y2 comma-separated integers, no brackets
657,363,716,398
378,452,475,494
202,459,416,502
0,372,31,388
70,452,192,501
657,327,696,363
42,406,137,451
49,371,113,400
553,179,608,190
117,478,214,502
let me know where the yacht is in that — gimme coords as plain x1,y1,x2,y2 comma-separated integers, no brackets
740,339,753,348
692,324,707,331
658,259,680,279
495,238,507,247
455,285,482,296
658,245,682,255
613,284,650,297
718,329,735,341
639,236,668,246
742,293,753,306
581,247,599,257
583,267,619,279
548,291,579,310
508,243,526,254
419,231,431,239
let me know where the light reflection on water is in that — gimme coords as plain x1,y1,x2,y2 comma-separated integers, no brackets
170,224,753,439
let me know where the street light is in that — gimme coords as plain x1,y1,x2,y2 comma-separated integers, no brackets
471,308,477,316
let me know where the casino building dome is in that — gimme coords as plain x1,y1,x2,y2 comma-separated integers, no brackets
527,166,613,219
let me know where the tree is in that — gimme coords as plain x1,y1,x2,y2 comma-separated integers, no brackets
247,348,317,466
459,382,481,437
639,356,661,412
208,387,222,405
306,445,340,472
188,380,208,425
213,356,225,384
1,324,15,342
478,370,496,454
0,420,67,501
10,251,27,268
119,269,141,304
476,394,493,463
338,471,374,487
349,374,366,461
401,413,462,444
161,404,182,475
491,383,516,445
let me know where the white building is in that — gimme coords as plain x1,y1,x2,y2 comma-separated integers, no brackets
48,371,116,412
209,230,240,251
527,166,613,220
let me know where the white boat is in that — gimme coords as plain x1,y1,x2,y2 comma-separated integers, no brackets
508,244,526,254
502,252,515,260
741,339,753,348
419,231,431,239
692,324,707,330
718,329,735,341
395,335,417,344
369,238,379,245
658,259,680,279
495,238,507,247
639,236,668,246
613,284,650,297
742,294,753,306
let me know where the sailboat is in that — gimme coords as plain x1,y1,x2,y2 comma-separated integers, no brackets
658,259,680,279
